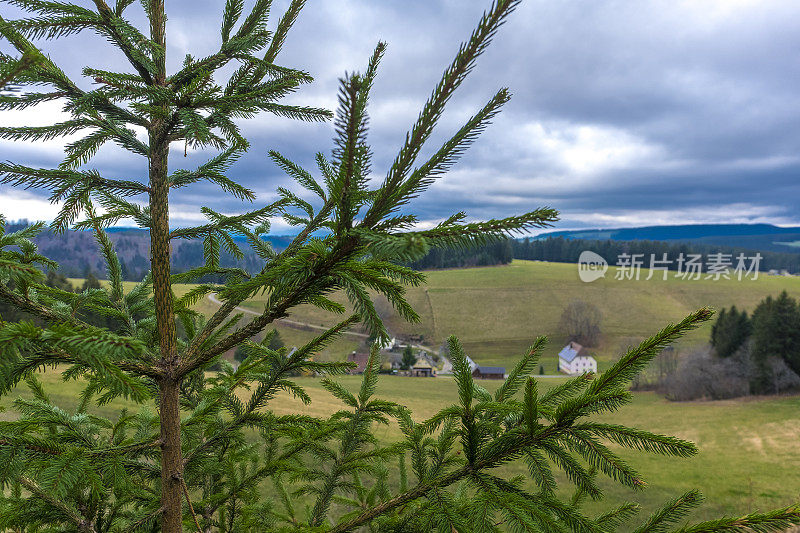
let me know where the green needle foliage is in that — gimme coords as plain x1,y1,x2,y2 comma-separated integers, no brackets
0,0,799,532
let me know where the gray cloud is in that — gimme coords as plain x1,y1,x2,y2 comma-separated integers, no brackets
1,0,799,232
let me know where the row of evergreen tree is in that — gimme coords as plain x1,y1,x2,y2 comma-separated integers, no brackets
406,239,513,269
56,235,800,277
408,235,800,272
711,292,800,393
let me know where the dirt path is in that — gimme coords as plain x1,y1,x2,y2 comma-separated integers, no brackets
206,293,370,339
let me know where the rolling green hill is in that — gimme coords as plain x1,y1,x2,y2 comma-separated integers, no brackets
236,259,800,369
37,265,800,520
80,259,800,371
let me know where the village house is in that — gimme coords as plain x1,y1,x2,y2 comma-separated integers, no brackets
558,341,598,375
472,366,506,379
378,336,398,351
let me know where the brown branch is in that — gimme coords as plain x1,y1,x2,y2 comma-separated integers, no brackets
178,198,334,367
90,0,155,85
0,438,161,458
0,286,163,380
180,476,203,533
123,506,163,532
0,438,61,456
0,14,148,129
0,284,86,325
177,238,358,377
195,463,281,518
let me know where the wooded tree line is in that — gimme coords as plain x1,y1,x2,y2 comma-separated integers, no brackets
406,239,513,269
712,292,800,393
643,292,800,400
15,221,800,279
5,220,516,277
513,236,800,273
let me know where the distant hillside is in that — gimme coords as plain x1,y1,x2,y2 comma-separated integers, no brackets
536,223,800,254
6,222,295,281
10,220,800,282
7,221,515,278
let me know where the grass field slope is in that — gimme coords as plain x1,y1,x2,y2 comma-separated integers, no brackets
236,259,800,369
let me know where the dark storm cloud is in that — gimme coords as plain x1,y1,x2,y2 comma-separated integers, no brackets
1,0,799,231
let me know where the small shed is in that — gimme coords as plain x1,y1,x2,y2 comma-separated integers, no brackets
412,360,436,377
472,366,505,380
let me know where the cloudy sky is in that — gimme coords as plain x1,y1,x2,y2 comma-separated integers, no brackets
2,0,799,233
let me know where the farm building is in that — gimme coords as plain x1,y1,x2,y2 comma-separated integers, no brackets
411,360,437,377
558,341,597,375
472,366,505,379
347,351,370,374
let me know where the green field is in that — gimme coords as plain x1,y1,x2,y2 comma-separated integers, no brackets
5,371,799,523
15,264,800,523
270,376,800,521
233,260,800,369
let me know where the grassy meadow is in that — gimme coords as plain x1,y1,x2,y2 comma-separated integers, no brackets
75,259,800,370
4,371,799,524
271,376,800,521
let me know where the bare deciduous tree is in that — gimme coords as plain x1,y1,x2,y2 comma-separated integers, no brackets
559,299,602,346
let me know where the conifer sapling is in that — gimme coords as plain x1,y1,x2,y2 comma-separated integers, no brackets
1,0,799,531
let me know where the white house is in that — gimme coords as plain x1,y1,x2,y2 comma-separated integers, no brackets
558,341,597,375
378,336,398,350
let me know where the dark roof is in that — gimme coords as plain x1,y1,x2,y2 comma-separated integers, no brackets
474,366,505,374
347,352,370,373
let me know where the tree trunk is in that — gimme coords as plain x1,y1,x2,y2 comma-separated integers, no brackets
151,132,182,531
151,135,184,531
159,377,183,532
146,1,183,531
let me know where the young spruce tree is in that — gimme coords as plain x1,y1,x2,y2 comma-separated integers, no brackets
1,0,799,531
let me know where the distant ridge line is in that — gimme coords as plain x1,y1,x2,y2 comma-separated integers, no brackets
535,223,800,242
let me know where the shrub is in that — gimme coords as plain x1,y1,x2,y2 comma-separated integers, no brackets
661,343,800,401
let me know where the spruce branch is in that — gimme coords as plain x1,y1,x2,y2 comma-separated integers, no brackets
633,490,703,533
675,507,800,533
2,0,787,530
365,0,522,226
588,308,713,395
16,475,92,531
